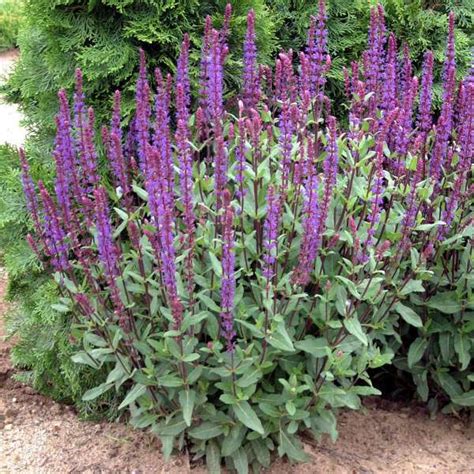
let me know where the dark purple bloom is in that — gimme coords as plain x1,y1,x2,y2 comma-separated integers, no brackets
175,84,195,240
177,33,191,116
381,33,398,114
363,108,398,260
214,125,229,212
393,76,418,174
75,293,95,318
111,90,122,144
153,69,174,198
144,146,183,328
292,145,321,286
235,108,248,200
365,5,386,115
262,186,281,282
243,9,260,111
320,116,338,231
399,43,412,101
417,51,434,135
38,181,70,272
207,29,224,121
219,190,236,352
438,83,474,240
279,101,297,192
306,0,328,98
430,15,456,184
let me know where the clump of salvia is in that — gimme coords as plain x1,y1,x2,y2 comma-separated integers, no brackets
21,2,473,472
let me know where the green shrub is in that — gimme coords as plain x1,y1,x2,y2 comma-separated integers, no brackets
0,144,121,419
17,3,473,470
0,0,23,51
390,235,473,414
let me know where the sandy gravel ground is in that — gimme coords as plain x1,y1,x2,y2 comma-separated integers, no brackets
0,50,473,474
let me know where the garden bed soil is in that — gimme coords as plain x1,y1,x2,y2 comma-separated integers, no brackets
0,269,473,473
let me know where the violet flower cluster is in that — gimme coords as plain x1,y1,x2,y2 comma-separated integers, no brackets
19,3,472,357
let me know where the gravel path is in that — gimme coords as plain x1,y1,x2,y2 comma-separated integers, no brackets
0,50,26,147
0,50,472,474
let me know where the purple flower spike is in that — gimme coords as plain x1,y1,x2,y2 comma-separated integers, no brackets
363,108,398,260
243,9,260,111
235,107,248,200
417,51,434,136
154,69,174,197
279,101,296,193
393,76,418,174
399,43,412,101
306,0,328,98
292,143,321,287
177,33,191,116
93,186,128,327
438,83,474,240
214,125,229,212
262,186,281,283
38,181,70,272
176,84,195,240
56,89,81,200
382,33,398,114
81,107,100,191
320,116,338,231
430,14,457,184
219,190,236,352
207,29,224,122
111,90,122,143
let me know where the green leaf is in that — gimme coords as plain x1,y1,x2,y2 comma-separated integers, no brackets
436,372,463,399
232,448,249,474
251,439,271,468
295,336,329,357
233,401,264,435
206,440,221,474
209,252,222,278
399,280,425,296
439,332,452,363
343,318,368,346
82,383,113,401
179,389,196,427
51,303,70,313
407,338,428,368
71,351,100,369
278,427,309,462
157,418,187,437
454,333,471,371
118,383,147,410
452,391,474,407
222,425,246,457
236,368,263,388
394,302,423,328
159,374,183,387
426,293,461,314
267,323,295,352
198,293,221,312
188,422,225,440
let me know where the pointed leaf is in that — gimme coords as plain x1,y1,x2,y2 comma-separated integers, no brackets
233,401,264,435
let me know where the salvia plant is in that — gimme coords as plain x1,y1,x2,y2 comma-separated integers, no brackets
20,2,473,472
